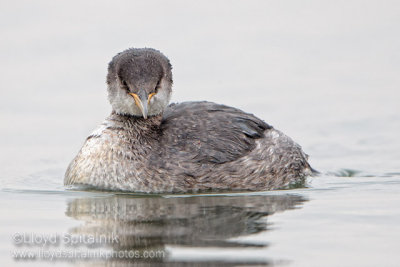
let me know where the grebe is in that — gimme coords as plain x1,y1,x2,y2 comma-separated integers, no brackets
65,48,314,193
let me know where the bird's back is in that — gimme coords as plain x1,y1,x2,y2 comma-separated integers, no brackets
144,101,312,191
160,101,271,164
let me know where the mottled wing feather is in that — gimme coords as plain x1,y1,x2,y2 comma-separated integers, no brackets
160,101,271,164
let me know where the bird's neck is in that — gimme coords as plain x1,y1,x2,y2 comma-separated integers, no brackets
109,111,163,136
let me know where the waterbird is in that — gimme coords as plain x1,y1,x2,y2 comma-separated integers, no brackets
65,48,314,193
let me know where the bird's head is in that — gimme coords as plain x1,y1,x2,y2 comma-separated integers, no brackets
106,48,173,118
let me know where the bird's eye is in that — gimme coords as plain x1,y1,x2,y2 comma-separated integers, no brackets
154,80,161,93
122,80,129,90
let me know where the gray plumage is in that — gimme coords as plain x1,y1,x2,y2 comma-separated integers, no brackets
64,48,314,193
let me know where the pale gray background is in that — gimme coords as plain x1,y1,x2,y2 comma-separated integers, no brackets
1,0,399,182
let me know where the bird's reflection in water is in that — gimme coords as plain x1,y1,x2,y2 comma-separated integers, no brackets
65,193,307,266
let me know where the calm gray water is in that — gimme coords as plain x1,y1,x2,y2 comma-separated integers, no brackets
1,1,400,266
